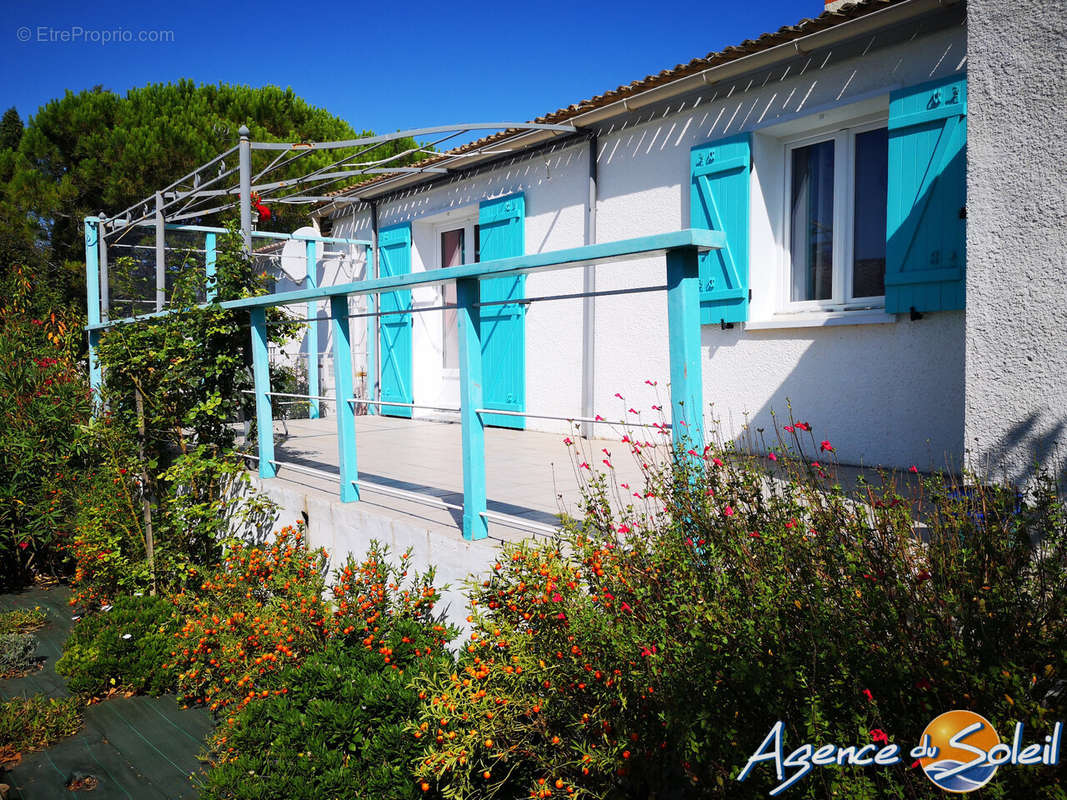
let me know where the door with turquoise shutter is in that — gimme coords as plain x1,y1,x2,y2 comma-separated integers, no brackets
885,74,967,313
377,223,413,418
690,133,751,325
478,194,525,430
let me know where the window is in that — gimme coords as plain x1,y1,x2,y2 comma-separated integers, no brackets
783,120,888,310
437,223,480,370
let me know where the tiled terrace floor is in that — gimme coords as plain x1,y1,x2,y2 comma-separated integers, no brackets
258,415,652,541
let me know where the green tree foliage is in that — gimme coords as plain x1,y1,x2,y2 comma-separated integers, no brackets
2,81,416,302
0,106,22,151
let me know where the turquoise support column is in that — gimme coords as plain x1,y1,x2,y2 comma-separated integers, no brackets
305,239,320,419
666,246,705,456
365,245,377,415
204,232,217,302
457,276,488,540
330,294,359,502
84,218,102,402
250,308,277,479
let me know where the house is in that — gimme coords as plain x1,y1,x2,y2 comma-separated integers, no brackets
301,0,1062,486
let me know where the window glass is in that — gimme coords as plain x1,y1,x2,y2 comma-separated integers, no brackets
440,229,463,369
852,127,888,298
790,140,835,302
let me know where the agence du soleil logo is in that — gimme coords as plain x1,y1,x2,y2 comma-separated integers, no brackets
737,710,1062,795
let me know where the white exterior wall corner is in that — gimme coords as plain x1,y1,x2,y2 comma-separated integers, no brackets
330,13,969,471
965,0,1067,485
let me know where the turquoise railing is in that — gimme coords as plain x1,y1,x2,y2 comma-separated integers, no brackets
85,220,723,540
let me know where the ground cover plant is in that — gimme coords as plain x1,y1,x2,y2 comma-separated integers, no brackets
0,607,47,635
0,633,39,678
56,595,178,696
0,696,82,763
411,418,1067,800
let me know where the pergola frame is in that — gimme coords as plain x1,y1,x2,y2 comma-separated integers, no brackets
98,121,579,247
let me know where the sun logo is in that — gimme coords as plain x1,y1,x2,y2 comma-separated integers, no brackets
919,710,1000,793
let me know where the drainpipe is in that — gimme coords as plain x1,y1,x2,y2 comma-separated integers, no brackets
368,200,380,414
581,132,598,439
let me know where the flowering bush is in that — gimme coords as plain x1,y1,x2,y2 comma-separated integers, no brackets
0,266,90,588
199,542,457,800
169,524,332,715
56,595,178,696
412,419,1067,800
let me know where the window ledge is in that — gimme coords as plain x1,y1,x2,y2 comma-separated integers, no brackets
744,309,895,330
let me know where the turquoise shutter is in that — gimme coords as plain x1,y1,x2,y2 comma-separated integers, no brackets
377,222,413,418
885,74,967,313
478,193,526,430
690,133,751,325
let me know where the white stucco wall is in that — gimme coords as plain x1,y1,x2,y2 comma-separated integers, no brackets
965,0,1067,485
329,15,969,471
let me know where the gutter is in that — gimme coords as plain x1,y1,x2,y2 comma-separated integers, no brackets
314,0,958,220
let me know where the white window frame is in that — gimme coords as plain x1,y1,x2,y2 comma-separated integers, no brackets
779,113,889,314
432,217,478,375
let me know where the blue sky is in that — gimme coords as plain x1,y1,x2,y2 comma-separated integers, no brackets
3,0,820,137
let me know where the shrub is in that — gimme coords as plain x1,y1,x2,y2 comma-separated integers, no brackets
0,633,39,678
0,695,82,761
55,595,178,696
170,524,333,713
0,606,47,634
413,422,1067,800
200,544,457,800
0,266,90,589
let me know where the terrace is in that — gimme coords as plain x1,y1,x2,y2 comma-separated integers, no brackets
84,123,722,544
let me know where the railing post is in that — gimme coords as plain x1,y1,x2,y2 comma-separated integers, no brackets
457,276,488,540
84,217,103,403
330,294,359,502
249,307,277,479
305,239,320,419
665,246,705,455
204,232,217,302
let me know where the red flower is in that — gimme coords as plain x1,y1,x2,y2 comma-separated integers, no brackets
820,440,833,452
768,452,778,461
909,465,919,474
862,688,874,702
620,602,632,614
795,422,811,432
870,729,889,745
614,392,624,399
723,505,734,517
783,425,794,433
748,531,761,539
563,437,573,446
712,457,724,467
18,541,28,550
552,593,563,603
644,380,657,386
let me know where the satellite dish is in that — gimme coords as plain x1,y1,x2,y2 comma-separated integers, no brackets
278,226,318,285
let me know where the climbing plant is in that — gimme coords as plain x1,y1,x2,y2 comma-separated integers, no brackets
70,226,295,605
